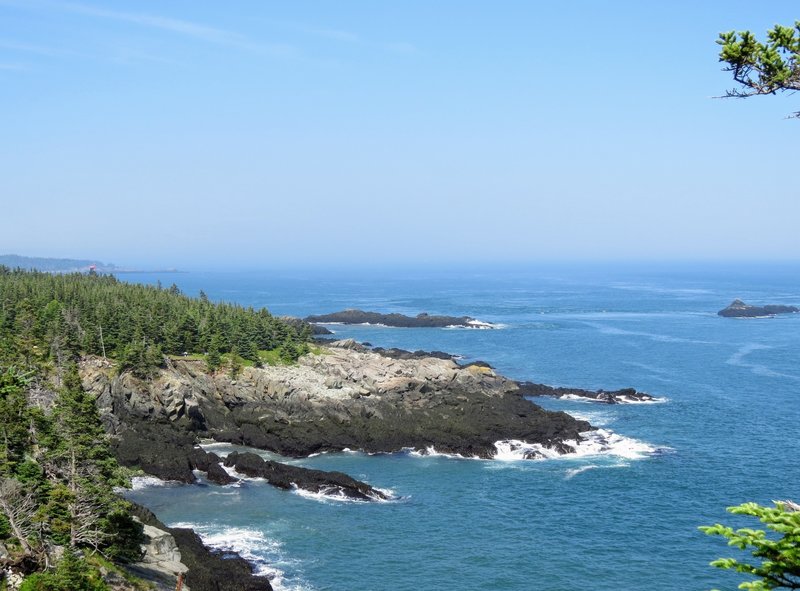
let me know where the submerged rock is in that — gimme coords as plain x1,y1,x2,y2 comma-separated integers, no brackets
718,299,799,318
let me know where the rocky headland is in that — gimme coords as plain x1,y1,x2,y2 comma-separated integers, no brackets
80,339,595,484
718,299,799,318
75,339,659,586
304,309,495,328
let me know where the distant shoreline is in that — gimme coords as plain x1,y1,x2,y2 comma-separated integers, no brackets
108,269,185,274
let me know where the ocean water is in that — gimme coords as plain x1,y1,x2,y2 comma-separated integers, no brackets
123,263,800,591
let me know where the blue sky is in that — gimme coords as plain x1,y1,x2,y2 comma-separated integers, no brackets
1,1,798,269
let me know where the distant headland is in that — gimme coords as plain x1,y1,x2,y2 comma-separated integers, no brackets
0,254,180,274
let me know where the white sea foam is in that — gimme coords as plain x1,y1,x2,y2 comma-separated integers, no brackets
128,476,180,490
290,483,396,504
199,442,289,463
445,320,505,329
618,395,668,404
407,446,476,460
219,463,264,484
564,465,598,479
167,521,312,591
493,429,666,461
726,343,800,380
198,442,236,456
584,321,718,345
559,393,668,404
564,409,616,427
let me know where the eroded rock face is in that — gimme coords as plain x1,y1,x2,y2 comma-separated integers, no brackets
80,341,591,462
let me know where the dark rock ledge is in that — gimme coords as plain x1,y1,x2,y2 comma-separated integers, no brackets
305,308,494,328
223,451,389,501
112,422,385,499
518,382,657,404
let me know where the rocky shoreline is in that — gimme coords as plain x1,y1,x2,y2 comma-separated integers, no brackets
128,503,272,591
82,340,654,585
83,340,592,472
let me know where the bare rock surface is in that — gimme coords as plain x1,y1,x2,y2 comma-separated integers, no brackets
125,522,189,591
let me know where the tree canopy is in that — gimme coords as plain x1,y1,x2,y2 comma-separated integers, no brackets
0,268,315,585
717,22,800,118
701,501,800,590
0,267,312,376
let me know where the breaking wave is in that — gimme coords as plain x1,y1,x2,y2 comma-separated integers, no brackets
168,522,312,591
493,429,668,461
407,446,477,460
559,393,668,404
291,484,397,504
128,476,181,490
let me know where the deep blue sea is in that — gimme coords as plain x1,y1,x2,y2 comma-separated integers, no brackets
122,263,800,591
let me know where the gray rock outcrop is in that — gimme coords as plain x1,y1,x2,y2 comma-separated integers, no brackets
126,521,189,591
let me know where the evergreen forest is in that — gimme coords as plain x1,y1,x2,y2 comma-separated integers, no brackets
0,267,313,588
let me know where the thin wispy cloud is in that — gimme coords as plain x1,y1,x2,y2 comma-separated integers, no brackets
0,62,27,70
0,40,64,57
4,0,299,58
59,2,248,45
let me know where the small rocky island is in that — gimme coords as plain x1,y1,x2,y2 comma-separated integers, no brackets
305,309,495,328
718,299,799,318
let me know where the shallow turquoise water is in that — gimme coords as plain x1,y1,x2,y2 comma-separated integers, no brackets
124,264,800,590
